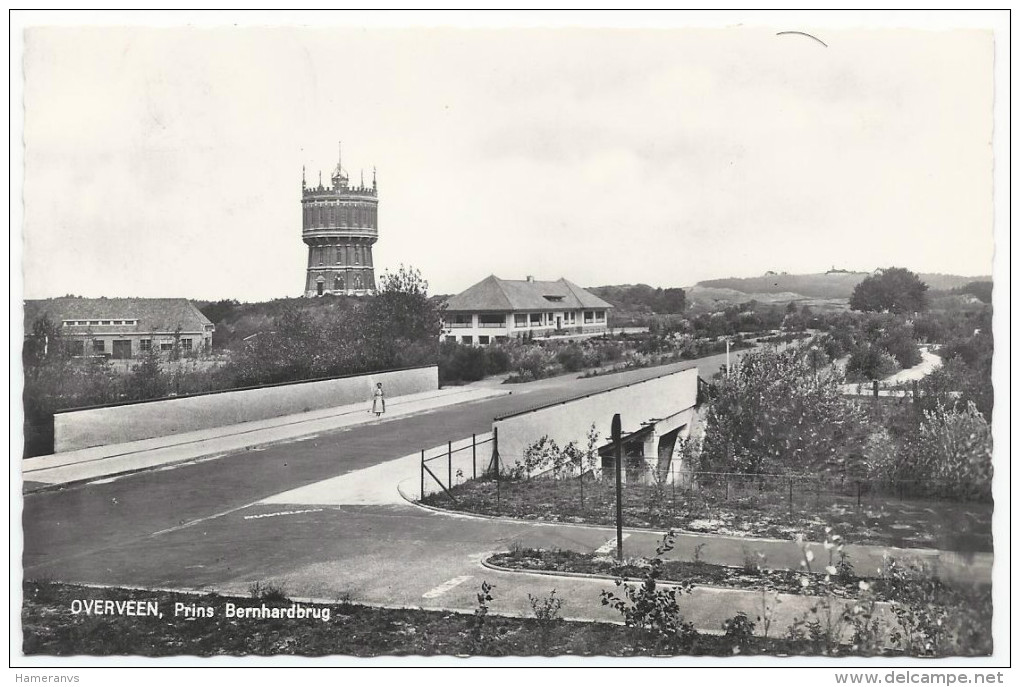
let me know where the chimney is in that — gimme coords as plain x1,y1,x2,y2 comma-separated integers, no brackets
526,275,534,282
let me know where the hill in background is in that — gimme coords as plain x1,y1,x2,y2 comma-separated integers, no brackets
697,272,991,299
589,270,991,317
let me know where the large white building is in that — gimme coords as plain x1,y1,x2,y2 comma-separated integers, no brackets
442,275,613,344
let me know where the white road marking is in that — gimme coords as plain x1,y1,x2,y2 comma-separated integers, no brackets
88,477,120,485
422,575,473,599
243,508,323,520
594,534,630,555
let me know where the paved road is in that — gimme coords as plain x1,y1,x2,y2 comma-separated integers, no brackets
25,347,972,641
23,352,739,578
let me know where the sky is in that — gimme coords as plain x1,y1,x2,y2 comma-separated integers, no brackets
19,17,997,301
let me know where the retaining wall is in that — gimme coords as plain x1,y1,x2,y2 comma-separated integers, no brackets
54,365,438,452
493,367,698,464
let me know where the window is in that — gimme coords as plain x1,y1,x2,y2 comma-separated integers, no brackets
478,336,490,345
181,338,193,351
318,248,324,266
584,311,594,324
596,311,606,322
461,336,473,344
514,314,527,327
335,276,345,291
355,275,363,289
92,339,105,353
530,313,542,326
479,314,505,327
160,341,174,351
140,339,152,352
543,295,564,302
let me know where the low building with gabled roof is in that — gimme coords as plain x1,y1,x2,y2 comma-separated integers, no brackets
442,275,613,344
23,297,215,359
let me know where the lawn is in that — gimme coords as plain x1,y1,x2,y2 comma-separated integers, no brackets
424,475,993,552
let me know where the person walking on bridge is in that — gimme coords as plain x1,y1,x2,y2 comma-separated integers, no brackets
372,382,386,416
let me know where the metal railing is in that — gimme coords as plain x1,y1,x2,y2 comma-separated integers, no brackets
420,433,495,503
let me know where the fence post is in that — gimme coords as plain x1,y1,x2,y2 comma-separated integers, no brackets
872,380,879,398
612,413,624,562
420,449,425,500
448,440,453,488
579,468,584,511
912,380,919,402
493,427,501,512
472,433,477,480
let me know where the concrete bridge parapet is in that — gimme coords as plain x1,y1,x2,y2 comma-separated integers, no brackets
493,367,699,479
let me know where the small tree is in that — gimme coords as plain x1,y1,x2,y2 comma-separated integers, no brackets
363,265,444,369
124,347,166,401
700,345,866,475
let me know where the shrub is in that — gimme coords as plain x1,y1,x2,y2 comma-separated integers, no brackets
911,401,992,500
722,612,756,653
512,347,551,382
528,590,565,622
248,581,288,603
846,343,899,382
438,342,490,383
883,557,992,657
556,345,586,373
486,346,512,374
600,531,698,652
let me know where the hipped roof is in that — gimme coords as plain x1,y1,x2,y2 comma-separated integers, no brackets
444,276,613,313
24,298,213,333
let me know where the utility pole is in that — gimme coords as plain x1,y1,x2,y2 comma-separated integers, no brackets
612,413,624,562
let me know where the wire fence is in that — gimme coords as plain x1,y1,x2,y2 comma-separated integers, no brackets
430,457,991,512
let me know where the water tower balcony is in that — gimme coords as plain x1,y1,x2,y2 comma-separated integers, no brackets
302,226,378,242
